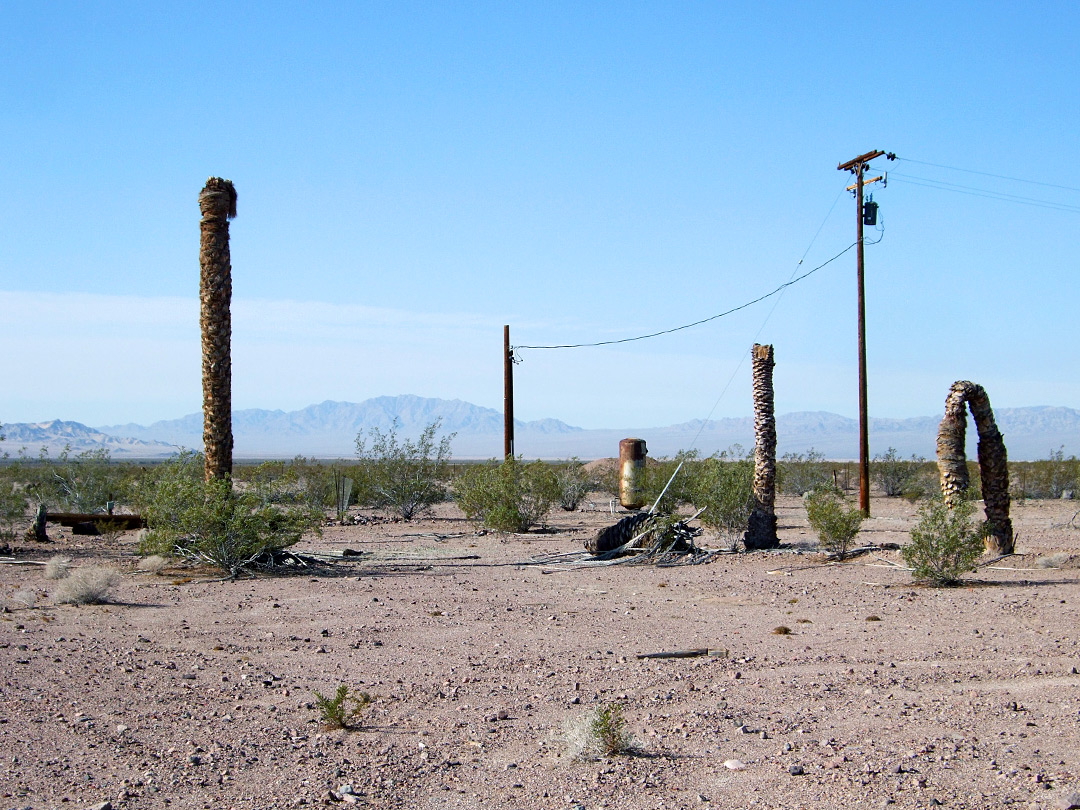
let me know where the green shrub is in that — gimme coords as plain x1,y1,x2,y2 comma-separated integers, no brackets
136,452,322,577
454,456,558,533
356,419,455,520
642,450,700,513
902,497,986,586
0,474,27,545
873,447,927,497
553,458,590,511
690,453,754,550
563,702,636,761
29,447,133,513
313,684,371,730
805,487,864,559
778,449,829,495
1025,448,1079,499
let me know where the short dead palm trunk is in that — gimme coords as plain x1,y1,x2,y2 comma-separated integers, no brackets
198,177,237,482
746,344,779,550
936,380,1013,555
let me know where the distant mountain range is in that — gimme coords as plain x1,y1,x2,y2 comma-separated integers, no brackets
2,395,1078,461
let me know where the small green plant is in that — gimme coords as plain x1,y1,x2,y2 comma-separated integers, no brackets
563,702,635,761
554,458,590,511
355,419,455,520
454,456,558,532
902,497,987,586
873,447,927,497
805,487,864,559
313,684,371,729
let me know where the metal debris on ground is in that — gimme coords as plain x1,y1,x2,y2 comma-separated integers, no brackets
528,510,721,570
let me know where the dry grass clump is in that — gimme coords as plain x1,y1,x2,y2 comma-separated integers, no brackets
137,554,169,574
1034,552,1073,569
53,566,120,605
10,588,37,608
562,702,637,761
43,555,73,580
772,625,792,635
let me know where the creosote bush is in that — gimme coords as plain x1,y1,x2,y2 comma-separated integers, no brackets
135,451,322,577
689,451,754,550
554,458,590,511
53,566,120,605
355,419,455,520
873,447,928,498
902,497,987,586
313,684,371,730
805,487,864,560
778,449,830,496
454,456,558,533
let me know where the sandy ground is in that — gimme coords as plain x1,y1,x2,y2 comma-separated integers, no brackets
2,494,1080,810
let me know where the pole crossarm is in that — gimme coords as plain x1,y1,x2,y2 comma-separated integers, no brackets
838,150,890,172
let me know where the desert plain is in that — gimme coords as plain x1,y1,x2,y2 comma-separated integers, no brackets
2,492,1080,810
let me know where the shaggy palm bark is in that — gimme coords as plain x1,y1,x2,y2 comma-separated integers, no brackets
745,344,779,549
936,380,1013,555
198,177,237,482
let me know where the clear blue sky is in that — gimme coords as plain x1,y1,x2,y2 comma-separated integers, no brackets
2,1,1077,430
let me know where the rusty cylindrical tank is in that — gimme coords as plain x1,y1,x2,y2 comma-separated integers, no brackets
618,438,648,510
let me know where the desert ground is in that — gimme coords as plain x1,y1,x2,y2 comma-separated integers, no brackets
2,493,1080,810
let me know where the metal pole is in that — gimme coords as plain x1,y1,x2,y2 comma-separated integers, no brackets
855,166,871,516
503,325,514,459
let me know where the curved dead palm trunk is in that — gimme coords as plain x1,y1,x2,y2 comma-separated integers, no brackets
198,177,237,482
936,380,1013,555
746,344,779,549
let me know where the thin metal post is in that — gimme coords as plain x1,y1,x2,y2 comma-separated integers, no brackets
503,325,514,459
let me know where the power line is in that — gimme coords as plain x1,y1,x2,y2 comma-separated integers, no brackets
514,240,858,351
896,156,1080,194
888,175,1080,214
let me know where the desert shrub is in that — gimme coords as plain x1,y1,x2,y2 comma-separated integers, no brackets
901,497,986,586
1025,448,1079,499
563,702,636,761
690,452,754,550
135,451,322,577
43,555,72,580
31,447,133,513
53,566,120,605
642,450,700,513
313,684,371,730
805,487,864,559
778,449,829,495
0,474,28,544
873,447,927,497
355,419,455,520
137,554,169,574
10,589,37,608
454,457,558,533
554,458,590,511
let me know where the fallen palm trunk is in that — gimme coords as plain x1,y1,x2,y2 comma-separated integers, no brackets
584,510,711,565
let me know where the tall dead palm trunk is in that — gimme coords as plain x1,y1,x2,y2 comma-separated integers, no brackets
746,343,779,549
198,177,237,482
936,380,1013,555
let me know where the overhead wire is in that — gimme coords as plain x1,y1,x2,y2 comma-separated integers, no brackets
895,156,1080,194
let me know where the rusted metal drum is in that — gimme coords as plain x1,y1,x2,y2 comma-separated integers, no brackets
618,438,648,510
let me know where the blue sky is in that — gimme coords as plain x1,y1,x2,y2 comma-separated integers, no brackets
2,2,1078,430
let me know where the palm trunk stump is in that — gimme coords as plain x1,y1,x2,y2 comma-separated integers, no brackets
746,343,779,550
936,380,1013,556
198,177,237,482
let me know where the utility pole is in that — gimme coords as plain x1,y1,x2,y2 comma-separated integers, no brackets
503,325,515,459
837,150,895,516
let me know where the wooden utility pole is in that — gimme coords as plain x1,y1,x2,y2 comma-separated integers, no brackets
837,150,894,515
503,325,514,458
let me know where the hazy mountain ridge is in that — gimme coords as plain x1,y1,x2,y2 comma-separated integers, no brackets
3,397,1077,460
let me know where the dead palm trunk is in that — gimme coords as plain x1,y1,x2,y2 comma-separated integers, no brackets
936,380,1013,555
746,344,779,549
198,177,237,482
